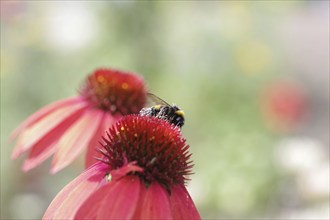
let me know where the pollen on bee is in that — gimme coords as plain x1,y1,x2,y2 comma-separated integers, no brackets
175,110,185,117
154,105,161,110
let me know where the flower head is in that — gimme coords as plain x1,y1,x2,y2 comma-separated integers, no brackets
80,69,146,115
11,68,147,173
99,114,193,189
43,115,200,219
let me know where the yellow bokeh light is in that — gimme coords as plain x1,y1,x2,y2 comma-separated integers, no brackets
235,40,273,75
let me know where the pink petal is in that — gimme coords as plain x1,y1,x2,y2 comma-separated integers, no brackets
84,130,103,169
22,105,90,171
43,162,108,220
98,176,141,219
169,185,201,220
74,175,141,220
84,113,114,168
12,101,88,159
11,97,82,139
50,109,103,173
133,182,172,219
22,142,57,172
85,113,120,168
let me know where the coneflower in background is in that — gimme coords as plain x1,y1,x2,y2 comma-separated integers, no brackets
11,68,147,173
260,79,307,133
43,115,201,219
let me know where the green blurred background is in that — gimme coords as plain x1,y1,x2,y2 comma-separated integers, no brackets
1,1,329,219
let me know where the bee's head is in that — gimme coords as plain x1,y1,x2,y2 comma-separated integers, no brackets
173,106,185,128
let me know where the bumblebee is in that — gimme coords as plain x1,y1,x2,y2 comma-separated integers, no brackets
139,93,185,128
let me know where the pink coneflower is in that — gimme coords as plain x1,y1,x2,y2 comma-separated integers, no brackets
11,68,147,173
43,115,200,219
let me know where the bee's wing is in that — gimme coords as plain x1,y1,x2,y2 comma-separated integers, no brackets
146,92,171,106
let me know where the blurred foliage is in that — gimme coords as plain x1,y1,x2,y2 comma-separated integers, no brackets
1,1,329,219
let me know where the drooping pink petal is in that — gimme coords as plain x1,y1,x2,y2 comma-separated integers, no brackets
12,101,88,159
84,114,106,168
74,175,141,220
133,182,172,219
50,109,104,173
22,106,90,171
169,185,201,220
43,162,108,220
85,113,115,168
23,142,57,172
11,97,82,139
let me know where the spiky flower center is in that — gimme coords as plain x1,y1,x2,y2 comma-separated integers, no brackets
80,68,147,115
99,115,193,189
